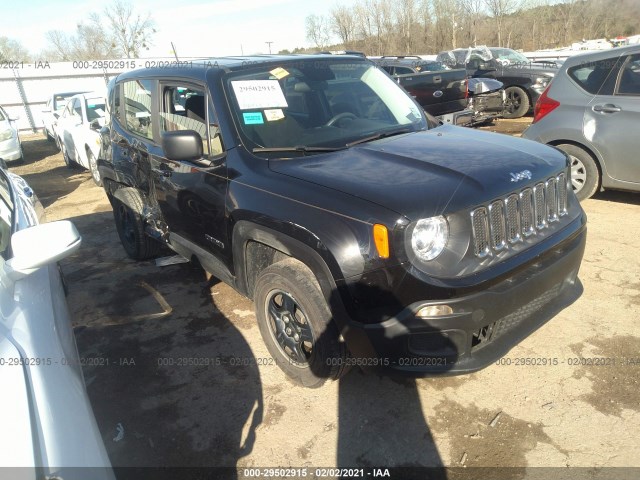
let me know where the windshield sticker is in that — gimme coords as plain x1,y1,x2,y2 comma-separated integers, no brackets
269,67,290,80
232,80,288,110
94,108,105,117
264,108,285,122
243,112,264,125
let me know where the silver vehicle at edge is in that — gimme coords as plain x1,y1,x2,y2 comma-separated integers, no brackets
523,44,640,200
0,168,114,480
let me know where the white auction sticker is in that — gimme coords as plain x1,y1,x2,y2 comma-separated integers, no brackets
231,80,288,110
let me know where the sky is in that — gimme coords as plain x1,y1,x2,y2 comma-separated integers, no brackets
2,0,360,59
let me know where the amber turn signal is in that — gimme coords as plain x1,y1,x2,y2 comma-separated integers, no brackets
373,224,390,259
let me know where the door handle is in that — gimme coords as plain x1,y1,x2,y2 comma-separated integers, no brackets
593,104,622,113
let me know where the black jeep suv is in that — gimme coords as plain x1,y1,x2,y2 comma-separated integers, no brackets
99,54,586,387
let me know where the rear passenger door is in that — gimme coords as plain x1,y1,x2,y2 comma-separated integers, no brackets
151,82,230,264
587,53,640,184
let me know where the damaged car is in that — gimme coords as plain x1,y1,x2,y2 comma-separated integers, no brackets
99,54,586,387
437,46,558,118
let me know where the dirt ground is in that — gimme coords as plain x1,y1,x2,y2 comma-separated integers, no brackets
9,119,640,478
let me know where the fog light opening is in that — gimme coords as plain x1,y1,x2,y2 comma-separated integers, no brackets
416,305,454,318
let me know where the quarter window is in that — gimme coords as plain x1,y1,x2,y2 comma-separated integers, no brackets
616,54,640,95
123,80,154,140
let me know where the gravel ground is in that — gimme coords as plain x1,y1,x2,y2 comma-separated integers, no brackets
8,119,640,479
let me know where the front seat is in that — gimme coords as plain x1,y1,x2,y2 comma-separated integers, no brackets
184,95,206,123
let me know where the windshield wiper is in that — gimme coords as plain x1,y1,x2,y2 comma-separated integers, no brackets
346,128,413,147
252,145,347,154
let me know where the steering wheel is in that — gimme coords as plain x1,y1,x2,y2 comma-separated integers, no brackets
325,112,357,127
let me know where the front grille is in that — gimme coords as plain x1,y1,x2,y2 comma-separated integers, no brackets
471,173,569,257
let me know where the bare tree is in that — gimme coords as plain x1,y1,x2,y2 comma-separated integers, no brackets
103,0,155,58
331,5,357,49
0,36,30,62
305,14,331,49
484,0,520,46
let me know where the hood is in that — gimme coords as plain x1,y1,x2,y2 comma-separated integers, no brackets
268,125,567,220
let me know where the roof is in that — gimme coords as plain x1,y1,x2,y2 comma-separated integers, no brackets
116,54,371,82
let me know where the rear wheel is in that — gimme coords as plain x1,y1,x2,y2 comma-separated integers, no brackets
254,258,349,388
113,189,161,260
503,86,530,119
556,144,599,201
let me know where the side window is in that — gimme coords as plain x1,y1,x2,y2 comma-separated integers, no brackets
123,79,154,140
568,57,623,95
0,174,14,259
61,102,72,118
394,66,414,75
159,85,217,156
616,54,640,96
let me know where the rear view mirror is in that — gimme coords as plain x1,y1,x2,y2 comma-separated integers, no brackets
4,221,81,281
162,130,203,162
42,108,51,114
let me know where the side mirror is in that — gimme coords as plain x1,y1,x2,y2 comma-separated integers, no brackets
4,221,81,281
90,119,101,130
162,130,203,162
9,115,20,122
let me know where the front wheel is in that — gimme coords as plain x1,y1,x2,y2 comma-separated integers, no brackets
502,86,530,119
254,258,349,388
556,144,600,201
87,150,102,187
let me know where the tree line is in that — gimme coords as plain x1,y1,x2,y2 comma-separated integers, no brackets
304,0,639,55
0,0,154,62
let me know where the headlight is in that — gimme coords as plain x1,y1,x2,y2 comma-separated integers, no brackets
534,76,551,88
411,216,449,262
0,129,13,141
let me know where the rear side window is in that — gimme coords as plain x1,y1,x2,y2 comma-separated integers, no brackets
568,57,624,95
616,54,640,95
123,80,154,140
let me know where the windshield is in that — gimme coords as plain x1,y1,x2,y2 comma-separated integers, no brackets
54,94,79,112
85,98,106,121
0,108,5,121
225,58,427,152
489,48,530,65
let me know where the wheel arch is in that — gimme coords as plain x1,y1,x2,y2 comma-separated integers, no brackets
231,220,355,331
548,139,605,187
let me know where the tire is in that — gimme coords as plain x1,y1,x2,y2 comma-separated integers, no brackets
556,144,600,201
60,140,74,168
87,149,102,187
502,86,530,119
112,188,161,260
254,258,349,388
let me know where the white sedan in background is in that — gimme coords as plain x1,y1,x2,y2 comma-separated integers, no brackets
0,168,114,479
57,92,106,186
41,91,88,142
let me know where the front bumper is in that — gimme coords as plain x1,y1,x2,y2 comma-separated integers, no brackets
0,136,22,161
342,221,586,375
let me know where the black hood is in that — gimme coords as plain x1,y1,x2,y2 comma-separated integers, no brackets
268,125,567,220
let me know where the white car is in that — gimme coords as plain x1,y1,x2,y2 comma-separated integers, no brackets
0,168,114,479
0,105,23,163
57,92,106,186
41,91,88,142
